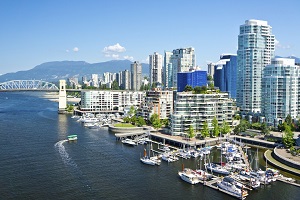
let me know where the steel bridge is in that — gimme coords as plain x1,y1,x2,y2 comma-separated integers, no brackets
0,80,59,91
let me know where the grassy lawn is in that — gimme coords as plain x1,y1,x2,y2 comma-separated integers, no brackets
114,123,136,128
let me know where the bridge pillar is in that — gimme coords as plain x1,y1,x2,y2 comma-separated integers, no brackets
58,80,67,113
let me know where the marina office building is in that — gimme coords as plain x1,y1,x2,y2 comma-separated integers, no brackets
80,90,145,113
170,91,236,136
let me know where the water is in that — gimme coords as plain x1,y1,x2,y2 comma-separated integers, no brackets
0,92,299,199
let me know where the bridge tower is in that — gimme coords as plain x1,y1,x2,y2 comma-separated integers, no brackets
58,80,67,113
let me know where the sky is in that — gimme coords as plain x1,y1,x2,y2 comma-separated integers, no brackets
0,0,299,75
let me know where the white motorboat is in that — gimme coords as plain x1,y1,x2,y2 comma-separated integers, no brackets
205,163,230,175
217,178,248,199
161,152,179,163
178,168,200,184
122,138,137,146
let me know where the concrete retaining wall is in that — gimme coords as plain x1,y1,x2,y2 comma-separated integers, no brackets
273,147,300,170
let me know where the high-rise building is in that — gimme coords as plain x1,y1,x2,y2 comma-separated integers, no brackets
237,19,275,113
213,54,237,99
262,58,300,127
171,47,196,88
131,61,142,91
207,63,215,78
177,70,207,92
121,70,131,90
163,51,173,88
149,52,163,86
91,74,99,87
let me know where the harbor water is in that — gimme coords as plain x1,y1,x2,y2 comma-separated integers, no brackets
0,92,299,200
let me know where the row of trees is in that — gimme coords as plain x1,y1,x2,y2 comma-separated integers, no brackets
184,85,220,94
186,117,231,139
122,106,168,129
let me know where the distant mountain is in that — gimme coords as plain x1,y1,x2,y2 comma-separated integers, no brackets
0,60,149,82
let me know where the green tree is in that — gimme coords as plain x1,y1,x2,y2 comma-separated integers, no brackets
193,86,202,94
201,121,210,138
66,104,74,112
161,118,169,127
234,114,241,120
136,116,146,127
282,123,295,148
128,106,136,117
187,125,196,139
111,80,120,90
123,116,130,123
150,113,162,130
207,75,213,81
208,82,214,89
220,120,231,136
285,114,292,127
261,122,270,135
130,115,137,125
184,85,193,92
151,82,157,89
212,117,220,137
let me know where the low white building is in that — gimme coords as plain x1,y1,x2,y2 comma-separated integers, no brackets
80,90,145,113
170,91,236,136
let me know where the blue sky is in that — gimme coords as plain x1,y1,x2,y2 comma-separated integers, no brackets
0,0,299,74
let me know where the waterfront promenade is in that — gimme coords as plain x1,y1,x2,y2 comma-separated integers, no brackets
149,130,300,177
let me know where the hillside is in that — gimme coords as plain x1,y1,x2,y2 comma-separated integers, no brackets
0,60,149,82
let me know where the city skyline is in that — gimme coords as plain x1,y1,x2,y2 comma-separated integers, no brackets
0,0,299,75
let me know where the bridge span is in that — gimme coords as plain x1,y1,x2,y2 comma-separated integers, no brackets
0,80,77,113
0,80,59,91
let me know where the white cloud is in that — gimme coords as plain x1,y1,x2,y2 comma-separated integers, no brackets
103,43,126,53
141,57,149,63
66,49,69,53
124,55,134,61
112,54,120,59
275,39,291,49
73,47,79,52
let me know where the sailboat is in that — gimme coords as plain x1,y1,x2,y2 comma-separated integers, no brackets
140,148,156,165
205,144,230,175
195,155,213,181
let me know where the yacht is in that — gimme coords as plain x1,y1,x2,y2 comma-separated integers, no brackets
205,163,230,175
121,138,137,146
217,178,248,199
178,168,200,184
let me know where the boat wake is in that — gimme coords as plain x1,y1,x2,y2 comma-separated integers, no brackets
54,140,95,195
54,140,77,167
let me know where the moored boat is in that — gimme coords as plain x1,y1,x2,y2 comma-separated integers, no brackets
122,138,137,146
178,168,201,184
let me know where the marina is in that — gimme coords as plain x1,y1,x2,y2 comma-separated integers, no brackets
0,92,299,200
